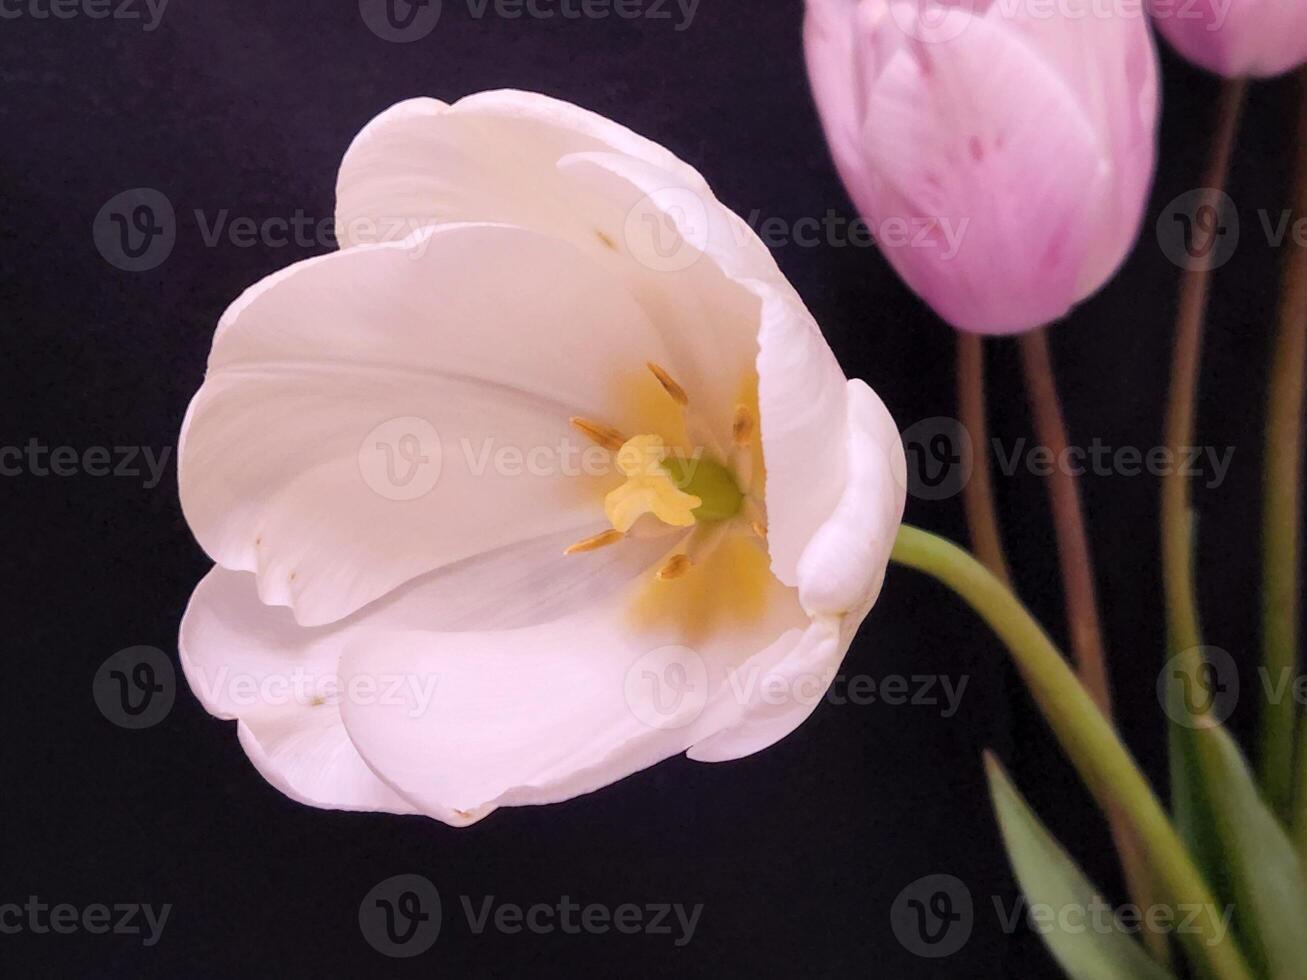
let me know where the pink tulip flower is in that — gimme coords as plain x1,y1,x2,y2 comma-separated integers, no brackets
1149,0,1307,78
805,0,1160,334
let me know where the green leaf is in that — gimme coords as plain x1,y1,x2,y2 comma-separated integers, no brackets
985,753,1177,980
1191,723,1307,979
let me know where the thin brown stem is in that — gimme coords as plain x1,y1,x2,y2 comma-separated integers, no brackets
1019,328,1112,713
957,332,1011,587
1266,69,1307,843
1162,79,1247,663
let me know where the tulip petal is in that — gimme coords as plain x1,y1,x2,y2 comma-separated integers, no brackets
1151,0,1307,78
856,5,1107,332
181,566,417,814
689,379,907,762
335,575,809,823
1001,1,1160,299
550,149,864,589
335,91,709,254
181,530,671,815
181,223,681,627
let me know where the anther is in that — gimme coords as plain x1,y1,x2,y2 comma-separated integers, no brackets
570,417,626,452
732,404,755,446
564,529,625,555
656,553,693,580
647,362,689,407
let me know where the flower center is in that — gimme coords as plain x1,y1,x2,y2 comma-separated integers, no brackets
563,362,768,586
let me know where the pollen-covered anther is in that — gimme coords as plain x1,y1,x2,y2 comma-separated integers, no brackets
570,416,626,452
563,529,626,556
656,553,693,581
647,362,689,407
732,404,755,447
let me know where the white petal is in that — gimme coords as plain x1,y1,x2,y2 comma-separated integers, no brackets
181,533,670,816
180,566,416,814
688,380,907,763
181,223,677,627
544,149,860,588
334,91,709,253
336,574,809,824
795,379,906,617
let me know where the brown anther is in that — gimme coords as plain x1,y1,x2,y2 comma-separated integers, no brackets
647,362,689,407
570,416,626,452
564,529,625,555
732,404,755,447
656,553,693,581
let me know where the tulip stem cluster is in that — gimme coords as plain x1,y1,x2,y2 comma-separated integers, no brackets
891,524,1255,980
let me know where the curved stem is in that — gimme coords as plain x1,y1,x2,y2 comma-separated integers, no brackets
891,525,1253,980
1162,78,1247,665
1268,70,1307,840
957,331,1011,586
1018,327,1111,714
1018,327,1165,961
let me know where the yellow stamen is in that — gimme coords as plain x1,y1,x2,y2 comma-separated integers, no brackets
647,362,689,407
563,528,625,555
750,519,767,539
570,416,625,452
657,553,693,580
732,404,755,447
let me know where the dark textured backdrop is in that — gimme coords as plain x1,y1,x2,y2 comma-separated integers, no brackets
1,1,1301,976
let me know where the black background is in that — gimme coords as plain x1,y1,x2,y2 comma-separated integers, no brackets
2,1,1302,976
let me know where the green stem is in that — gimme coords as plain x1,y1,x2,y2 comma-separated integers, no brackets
1265,70,1307,828
891,524,1254,980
